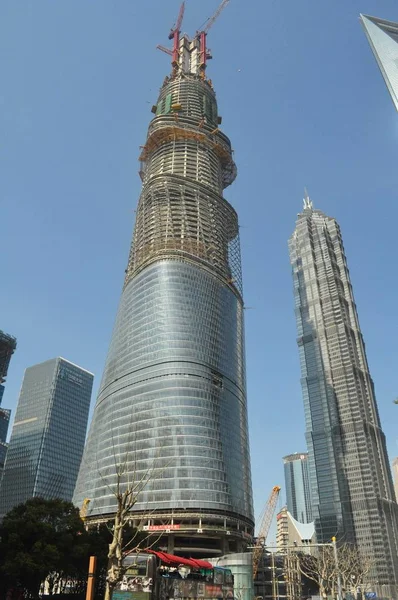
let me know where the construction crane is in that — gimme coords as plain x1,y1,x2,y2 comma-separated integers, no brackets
252,485,281,579
156,2,185,66
79,498,91,522
169,1,185,67
197,0,231,73
201,0,230,34
169,1,185,39
156,1,231,77
156,45,173,56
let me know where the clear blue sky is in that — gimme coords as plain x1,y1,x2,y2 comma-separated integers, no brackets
1,0,398,537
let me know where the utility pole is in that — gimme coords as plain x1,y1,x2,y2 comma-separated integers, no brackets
85,556,97,600
332,537,343,600
272,551,277,600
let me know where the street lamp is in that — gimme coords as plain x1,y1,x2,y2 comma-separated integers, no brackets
331,537,343,600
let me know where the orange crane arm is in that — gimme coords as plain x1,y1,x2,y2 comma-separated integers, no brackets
252,485,281,579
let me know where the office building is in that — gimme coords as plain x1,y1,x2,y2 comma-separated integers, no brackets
392,457,398,502
0,357,93,517
289,194,398,592
283,453,312,523
0,330,17,477
73,18,254,556
360,14,398,111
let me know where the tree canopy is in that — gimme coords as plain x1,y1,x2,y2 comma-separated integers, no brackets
0,497,108,599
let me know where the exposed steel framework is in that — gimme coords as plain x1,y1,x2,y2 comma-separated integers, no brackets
136,1,241,295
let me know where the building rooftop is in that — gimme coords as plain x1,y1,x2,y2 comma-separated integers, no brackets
283,452,308,463
0,330,17,383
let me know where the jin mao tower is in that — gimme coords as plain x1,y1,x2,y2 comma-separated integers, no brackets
74,3,254,557
289,195,398,593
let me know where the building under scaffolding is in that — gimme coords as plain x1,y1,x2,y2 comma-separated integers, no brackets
0,330,16,477
73,6,254,556
254,549,318,600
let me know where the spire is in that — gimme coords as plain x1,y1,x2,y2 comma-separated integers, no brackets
303,187,313,210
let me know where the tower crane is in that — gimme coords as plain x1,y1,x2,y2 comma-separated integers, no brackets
252,485,281,579
79,498,91,522
201,0,231,34
169,1,185,39
157,1,231,77
156,2,185,66
197,0,231,73
157,45,173,57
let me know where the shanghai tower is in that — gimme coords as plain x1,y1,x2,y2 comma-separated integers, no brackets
289,195,398,593
73,3,254,557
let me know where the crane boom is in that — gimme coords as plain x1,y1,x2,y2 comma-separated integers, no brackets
169,1,185,39
252,485,281,579
79,498,91,521
157,45,173,56
203,0,230,34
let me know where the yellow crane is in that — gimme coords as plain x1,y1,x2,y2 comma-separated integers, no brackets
252,485,281,579
79,498,91,521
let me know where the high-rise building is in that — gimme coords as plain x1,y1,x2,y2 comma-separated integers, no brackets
392,457,398,502
0,357,93,517
0,330,17,477
360,14,398,112
289,194,398,592
73,19,254,557
283,453,312,523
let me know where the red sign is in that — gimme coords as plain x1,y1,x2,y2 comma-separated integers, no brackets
143,524,181,531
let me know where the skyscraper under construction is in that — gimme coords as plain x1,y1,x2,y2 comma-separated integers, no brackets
289,195,398,594
73,3,254,557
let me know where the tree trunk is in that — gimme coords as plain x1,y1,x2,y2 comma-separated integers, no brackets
104,580,115,600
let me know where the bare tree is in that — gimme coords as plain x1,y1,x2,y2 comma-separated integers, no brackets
337,545,374,596
297,544,374,600
298,547,336,598
95,428,170,600
102,461,153,600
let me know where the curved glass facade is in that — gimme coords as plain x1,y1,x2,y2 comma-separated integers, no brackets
74,260,252,518
74,45,254,544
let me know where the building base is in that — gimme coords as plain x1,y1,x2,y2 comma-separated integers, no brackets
86,508,253,557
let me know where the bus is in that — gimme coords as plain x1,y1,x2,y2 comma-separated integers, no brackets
113,551,234,600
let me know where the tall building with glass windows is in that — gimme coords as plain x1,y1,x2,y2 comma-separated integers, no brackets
0,357,93,517
73,26,254,557
283,453,312,524
0,330,17,478
289,195,398,593
360,14,398,112
392,457,398,503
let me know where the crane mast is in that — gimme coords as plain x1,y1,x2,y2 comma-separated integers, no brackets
157,0,231,77
252,485,281,579
198,0,231,73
